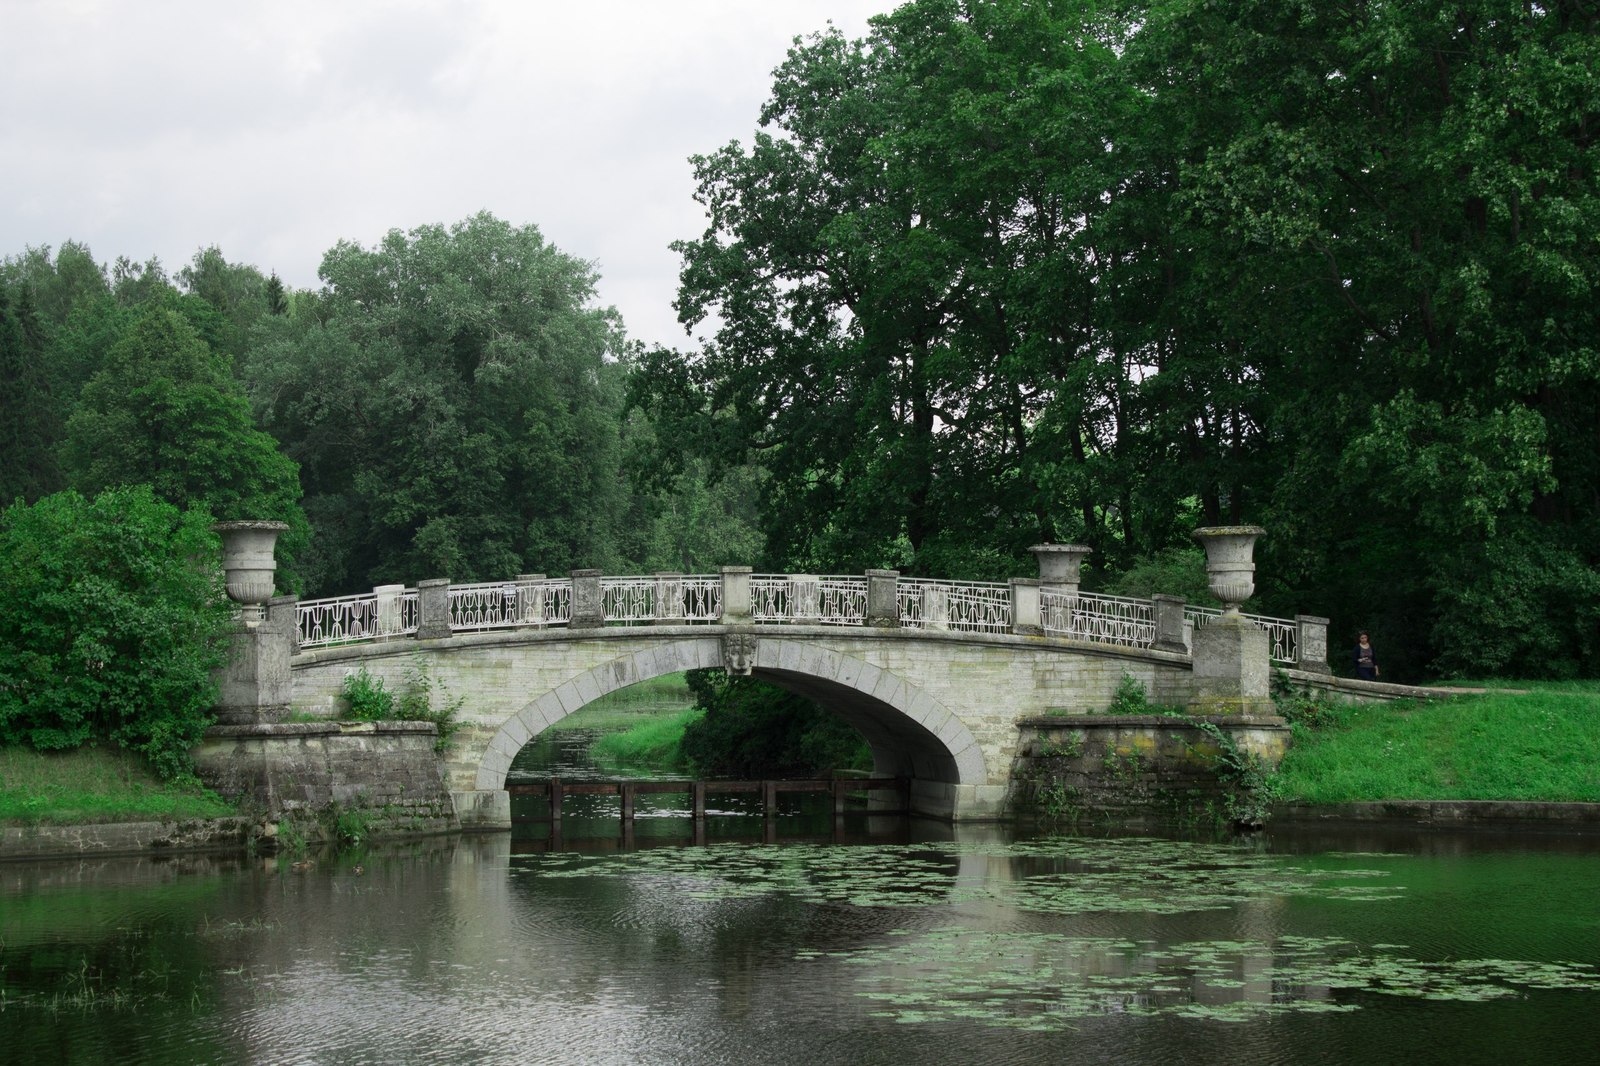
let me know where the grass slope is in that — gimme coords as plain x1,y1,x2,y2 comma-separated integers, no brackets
1274,680,1600,803
0,746,237,826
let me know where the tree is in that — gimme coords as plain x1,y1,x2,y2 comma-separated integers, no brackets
62,305,308,587
244,212,627,593
0,281,60,502
1126,0,1600,675
0,487,232,779
648,0,1599,677
646,1,1162,575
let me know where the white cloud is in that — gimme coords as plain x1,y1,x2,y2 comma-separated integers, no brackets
1,0,886,350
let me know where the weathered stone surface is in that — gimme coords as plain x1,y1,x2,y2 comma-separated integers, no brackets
1011,714,1289,822
192,721,459,838
288,627,1208,823
1,818,254,861
1188,613,1275,716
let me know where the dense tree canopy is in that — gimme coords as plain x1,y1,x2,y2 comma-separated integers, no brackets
639,0,1600,678
241,212,633,593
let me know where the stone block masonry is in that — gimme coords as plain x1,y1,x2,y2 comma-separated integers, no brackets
192,721,459,841
1011,714,1290,823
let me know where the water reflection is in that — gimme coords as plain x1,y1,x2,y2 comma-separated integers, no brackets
3,825,1599,1065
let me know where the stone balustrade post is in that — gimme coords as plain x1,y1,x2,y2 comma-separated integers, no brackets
655,572,685,625
375,583,406,636
570,569,603,628
1152,594,1188,654
791,574,820,624
516,574,546,625
1296,614,1332,674
1010,578,1042,636
865,569,899,627
922,584,950,631
720,566,753,623
415,579,452,640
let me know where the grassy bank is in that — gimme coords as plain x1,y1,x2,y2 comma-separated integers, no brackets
1273,680,1600,803
589,707,704,771
0,746,237,826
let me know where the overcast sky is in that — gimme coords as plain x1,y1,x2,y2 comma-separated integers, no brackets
2,0,888,351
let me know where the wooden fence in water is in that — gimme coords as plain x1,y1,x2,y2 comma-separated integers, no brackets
506,777,911,823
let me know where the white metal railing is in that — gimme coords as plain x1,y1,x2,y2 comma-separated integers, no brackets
817,576,867,625
290,571,1302,663
750,574,789,622
1043,591,1156,648
1186,605,1298,664
451,580,532,633
602,576,656,624
898,579,1012,634
297,590,417,648
682,576,721,622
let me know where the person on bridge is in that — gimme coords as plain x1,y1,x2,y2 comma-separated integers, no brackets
1354,632,1380,680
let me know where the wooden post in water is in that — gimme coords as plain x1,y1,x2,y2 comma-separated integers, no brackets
620,781,636,823
762,780,778,818
692,781,707,820
549,778,563,822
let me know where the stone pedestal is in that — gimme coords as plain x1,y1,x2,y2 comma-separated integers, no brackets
720,566,753,622
416,578,452,639
1010,578,1042,636
866,569,899,627
213,595,297,725
1152,594,1188,654
570,569,603,628
1296,614,1332,674
1188,613,1276,717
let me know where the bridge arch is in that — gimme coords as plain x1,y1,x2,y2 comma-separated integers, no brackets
473,636,986,817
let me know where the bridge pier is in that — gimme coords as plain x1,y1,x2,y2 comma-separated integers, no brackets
453,788,511,830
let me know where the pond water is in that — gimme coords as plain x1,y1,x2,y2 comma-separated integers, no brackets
3,819,1598,1065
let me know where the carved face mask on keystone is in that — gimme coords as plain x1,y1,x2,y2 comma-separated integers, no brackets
722,634,757,676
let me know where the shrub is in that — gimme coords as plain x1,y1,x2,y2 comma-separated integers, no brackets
0,487,231,780
340,663,462,753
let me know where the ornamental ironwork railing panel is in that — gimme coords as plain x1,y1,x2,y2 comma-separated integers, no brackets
897,583,925,628
450,581,537,632
898,579,1012,633
297,591,413,648
601,577,656,625
681,576,721,622
751,574,791,622
817,576,867,626
1044,591,1155,648
1185,605,1298,664
946,582,1012,633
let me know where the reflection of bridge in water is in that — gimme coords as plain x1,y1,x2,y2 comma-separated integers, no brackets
278,551,1336,826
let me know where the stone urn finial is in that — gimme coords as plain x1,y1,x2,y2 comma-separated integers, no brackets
1192,526,1265,616
213,520,289,622
1031,544,1093,593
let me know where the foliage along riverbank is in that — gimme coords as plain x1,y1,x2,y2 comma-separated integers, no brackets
5,681,1598,831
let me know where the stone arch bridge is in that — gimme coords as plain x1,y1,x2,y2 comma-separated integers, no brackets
234,558,1336,827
